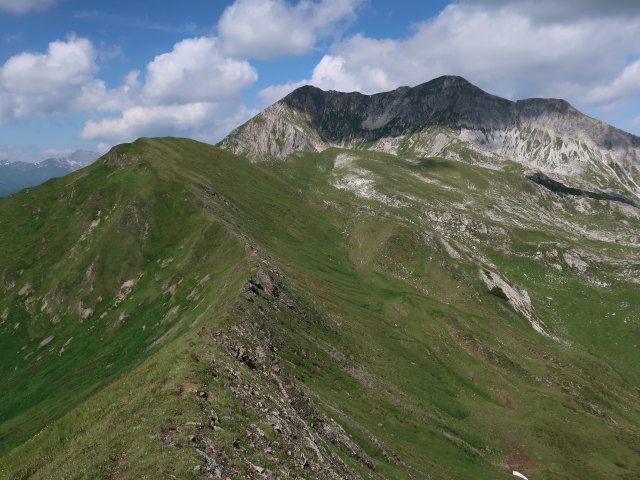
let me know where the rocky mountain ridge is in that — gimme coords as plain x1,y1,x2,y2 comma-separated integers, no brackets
220,76,640,197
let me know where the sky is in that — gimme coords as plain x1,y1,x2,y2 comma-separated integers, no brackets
0,0,639,162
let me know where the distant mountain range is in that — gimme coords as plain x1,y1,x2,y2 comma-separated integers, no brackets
0,150,100,196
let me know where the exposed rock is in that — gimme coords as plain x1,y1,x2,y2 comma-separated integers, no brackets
479,269,558,341
220,75,640,198
219,102,329,162
204,265,369,479
180,383,201,394
113,279,135,307
38,336,54,349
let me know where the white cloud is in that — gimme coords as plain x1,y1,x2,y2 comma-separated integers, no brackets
1,36,97,95
218,0,362,59
97,43,124,62
0,0,55,14
257,55,363,106
142,37,257,104
81,102,256,144
0,33,259,144
80,33,265,144
585,59,640,104
258,81,306,107
5,0,639,151
80,35,261,144
97,143,111,154
261,4,640,109
0,36,132,122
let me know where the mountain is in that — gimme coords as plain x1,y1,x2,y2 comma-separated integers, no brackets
0,149,100,197
0,82,639,479
221,76,640,199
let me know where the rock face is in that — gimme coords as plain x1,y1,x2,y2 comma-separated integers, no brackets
220,76,640,197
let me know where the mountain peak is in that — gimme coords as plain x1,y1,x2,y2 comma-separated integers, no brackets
427,74,475,88
220,76,640,197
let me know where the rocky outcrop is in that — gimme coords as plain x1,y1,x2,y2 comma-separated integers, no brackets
199,266,376,479
219,75,640,198
219,102,329,162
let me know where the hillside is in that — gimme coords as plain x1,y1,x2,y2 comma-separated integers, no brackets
220,76,640,199
0,136,638,479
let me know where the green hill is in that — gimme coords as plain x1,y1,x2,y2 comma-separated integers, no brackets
0,137,638,479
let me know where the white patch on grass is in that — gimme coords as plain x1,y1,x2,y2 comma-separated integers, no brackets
78,302,94,322
333,173,406,207
479,268,561,342
333,153,357,169
440,237,462,260
80,211,102,241
563,252,589,272
159,257,174,268
38,336,54,349
113,279,135,306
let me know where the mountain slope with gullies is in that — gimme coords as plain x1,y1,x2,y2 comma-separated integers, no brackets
220,76,640,198
0,135,638,480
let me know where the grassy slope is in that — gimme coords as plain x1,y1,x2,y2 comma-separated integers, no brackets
0,138,639,479
0,139,250,455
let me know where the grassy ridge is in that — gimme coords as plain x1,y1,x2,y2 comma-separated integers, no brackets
0,139,250,456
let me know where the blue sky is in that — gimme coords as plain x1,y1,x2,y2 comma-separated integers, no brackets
0,0,639,161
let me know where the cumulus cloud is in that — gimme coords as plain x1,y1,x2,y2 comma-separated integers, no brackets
0,36,138,123
0,33,259,141
81,102,257,144
261,4,640,108
97,143,111,154
0,36,100,120
142,37,257,104
258,82,306,107
80,36,260,144
218,0,362,59
0,0,55,14
1,36,97,95
257,55,363,106
585,59,640,104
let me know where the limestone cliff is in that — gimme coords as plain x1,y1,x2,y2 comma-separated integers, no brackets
219,76,640,197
